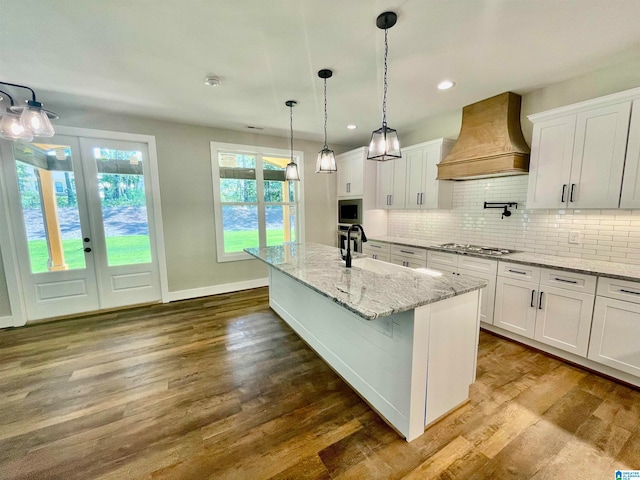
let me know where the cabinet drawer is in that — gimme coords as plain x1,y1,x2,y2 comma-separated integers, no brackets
427,251,457,267
367,252,391,263
363,241,391,254
390,254,427,269
390,244,427,261
539,268,597,294
498,262,541,282
458,256,498,275
597,277,640,304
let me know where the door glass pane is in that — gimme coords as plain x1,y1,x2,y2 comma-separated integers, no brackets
13,143,86,273
221,205,258,252
266,205,296,246
92,147,151,266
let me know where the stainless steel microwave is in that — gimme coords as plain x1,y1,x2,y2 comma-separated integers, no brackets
338,198,363,224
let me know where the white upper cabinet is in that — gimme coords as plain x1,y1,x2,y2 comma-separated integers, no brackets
336,147,365,198
527,88,640,209
620,99,640,208
376,157,406,209
404,139,454,210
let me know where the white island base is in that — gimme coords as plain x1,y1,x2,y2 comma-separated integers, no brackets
269,268,481,442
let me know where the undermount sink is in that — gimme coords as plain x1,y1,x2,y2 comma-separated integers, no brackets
351,257,442,277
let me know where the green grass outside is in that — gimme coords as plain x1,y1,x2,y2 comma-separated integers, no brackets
28,235,151,273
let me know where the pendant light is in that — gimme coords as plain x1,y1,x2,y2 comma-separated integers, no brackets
0,90,33,141
284,100,300,181
316,69,337,174
0,81,58,140
367,11,401,162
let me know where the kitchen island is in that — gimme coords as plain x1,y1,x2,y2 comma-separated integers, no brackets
245,242,486,441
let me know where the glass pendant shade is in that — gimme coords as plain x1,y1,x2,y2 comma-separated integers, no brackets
316,146,337,173
0,113,33,141
20,103,55,137
285,162,300,181
368,124,401,161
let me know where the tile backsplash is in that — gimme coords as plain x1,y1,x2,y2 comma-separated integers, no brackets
388,176,640,264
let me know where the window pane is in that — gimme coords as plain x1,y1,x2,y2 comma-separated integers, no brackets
220,178,257,203
263,155,295,203
13,143,86,273
93,148,152,266
222,205,259,253
266,205,296,246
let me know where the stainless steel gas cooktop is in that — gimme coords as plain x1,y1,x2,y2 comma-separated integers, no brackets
437,243,518,256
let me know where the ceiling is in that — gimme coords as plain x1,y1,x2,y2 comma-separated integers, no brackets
2,0,640,148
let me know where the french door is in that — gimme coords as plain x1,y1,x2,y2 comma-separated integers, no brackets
1,134,161,320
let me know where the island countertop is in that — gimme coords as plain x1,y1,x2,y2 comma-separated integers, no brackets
245,242,486,320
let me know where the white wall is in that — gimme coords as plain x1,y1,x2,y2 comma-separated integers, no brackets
388,57,640,263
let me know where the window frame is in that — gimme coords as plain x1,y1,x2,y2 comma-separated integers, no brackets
210,141,305,262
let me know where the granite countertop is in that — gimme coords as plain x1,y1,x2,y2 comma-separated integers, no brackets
369,236,640,282
245,242,486,320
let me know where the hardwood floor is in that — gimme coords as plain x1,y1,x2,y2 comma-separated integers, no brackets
0,287,639,479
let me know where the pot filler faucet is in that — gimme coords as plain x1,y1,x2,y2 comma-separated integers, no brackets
341,224,367,268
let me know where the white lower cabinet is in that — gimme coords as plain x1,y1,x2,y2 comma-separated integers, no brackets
362,241,391,263
494,262,596,356
390,244,427,268
427,251,497,325
588,277,640,376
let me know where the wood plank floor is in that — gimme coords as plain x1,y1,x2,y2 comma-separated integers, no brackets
1,287,639,479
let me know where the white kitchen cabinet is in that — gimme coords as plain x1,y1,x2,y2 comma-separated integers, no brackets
337,147,365,198
404,139,454,210
588,277,640,377
620,99,640,208
494,262,596,355
427,251,497,325
377,158,406,209
390,244,427,268
362,241,391,263
527,89,638,209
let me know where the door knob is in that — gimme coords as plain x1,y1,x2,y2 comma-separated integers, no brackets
84,247,92,252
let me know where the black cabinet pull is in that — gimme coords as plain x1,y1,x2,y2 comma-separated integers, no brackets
555,277,578,284
570,184,576,202
561,184,567,203
620,289,640,295
508,269,527,275
538,291,544,309
530,290,536,307
399,250,414,255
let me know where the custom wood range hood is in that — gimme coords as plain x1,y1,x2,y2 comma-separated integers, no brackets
436,92,530,180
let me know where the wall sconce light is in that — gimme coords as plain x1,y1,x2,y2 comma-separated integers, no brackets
0,81,58,141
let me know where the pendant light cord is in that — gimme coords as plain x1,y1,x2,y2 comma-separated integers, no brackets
289,103,294,162
382,27,389,127
323,78,328,148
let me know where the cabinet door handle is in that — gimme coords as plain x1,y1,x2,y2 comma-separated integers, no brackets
620,288,640,295
399,250,414,255
389,194,393,205
417,193,420,205
561,184,567,203
538,291,544,309
508,269,528,275
369,244,382,249
570,183,576,202
420,192,424,205
530,289,536,307
555,277,578,284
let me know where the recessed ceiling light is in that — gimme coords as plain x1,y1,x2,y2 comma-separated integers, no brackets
204,75,221,87
347,124,357,130
437,80,455,90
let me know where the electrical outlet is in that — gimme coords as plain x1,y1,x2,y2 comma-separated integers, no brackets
569,231,581,245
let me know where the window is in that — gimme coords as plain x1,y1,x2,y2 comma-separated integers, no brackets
211,142,304,262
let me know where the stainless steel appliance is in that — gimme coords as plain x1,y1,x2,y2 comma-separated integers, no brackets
437,243,518,256
338,198,362,225
338,224,363,253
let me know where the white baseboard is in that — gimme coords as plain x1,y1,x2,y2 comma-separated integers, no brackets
0,315,23,329
166,278,269,302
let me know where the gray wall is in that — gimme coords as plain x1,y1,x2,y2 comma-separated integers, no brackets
402,57,640,147
2,108,340,296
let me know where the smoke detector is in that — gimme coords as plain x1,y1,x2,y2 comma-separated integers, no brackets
204,75,221,87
